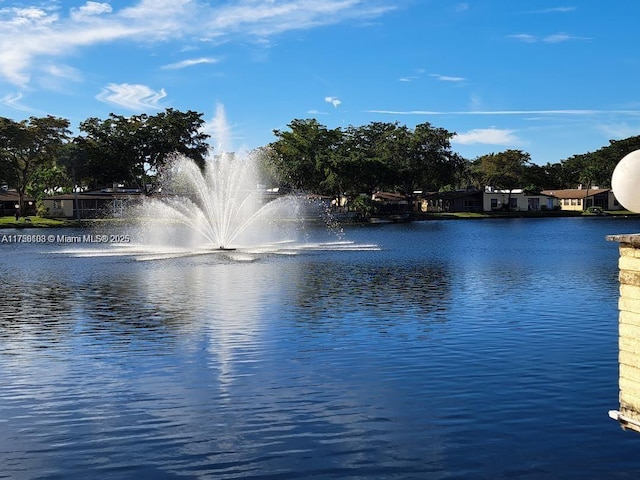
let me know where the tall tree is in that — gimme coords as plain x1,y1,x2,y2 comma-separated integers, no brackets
269,119,342,193
333,123,395,195
0,116,70,214
476,149,532,210
78,109,209,192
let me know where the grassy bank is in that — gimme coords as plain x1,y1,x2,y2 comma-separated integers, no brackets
412,210,637,220
0,216,85,228
0,210,636,229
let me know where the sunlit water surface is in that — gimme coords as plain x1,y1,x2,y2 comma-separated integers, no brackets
2,217,640,479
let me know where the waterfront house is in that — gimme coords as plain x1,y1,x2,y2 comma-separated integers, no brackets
42,187,142,219
483,187,558,212
419,188,558,213
0,189,36,216
541,187,619,211
419,189,483,212
371,192,409,213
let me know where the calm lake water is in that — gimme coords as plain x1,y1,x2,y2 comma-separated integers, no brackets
2,217,640,479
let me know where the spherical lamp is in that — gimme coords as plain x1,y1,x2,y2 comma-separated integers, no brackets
612,150,640,213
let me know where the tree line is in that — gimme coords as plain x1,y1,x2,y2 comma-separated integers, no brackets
264,118,639,200
1,112,639,215
0,109,209,214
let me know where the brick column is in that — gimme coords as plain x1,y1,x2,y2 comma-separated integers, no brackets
608,234,640,432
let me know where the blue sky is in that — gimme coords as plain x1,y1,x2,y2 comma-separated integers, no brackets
1,1,639,165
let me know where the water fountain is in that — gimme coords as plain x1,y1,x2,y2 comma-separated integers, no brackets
135,151,298,252
91,105,380,261
58,105,379,260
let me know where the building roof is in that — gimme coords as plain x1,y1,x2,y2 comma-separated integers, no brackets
541,188,610,199
372,192,408,203
423,189,482,200
0,190,35,202
44,189,143,201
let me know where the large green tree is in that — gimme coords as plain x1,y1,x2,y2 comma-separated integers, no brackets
0,115,70,214
394,122,462,194
269,119,342,194
331,122,395,195
78,109,209,192
476,149,532,210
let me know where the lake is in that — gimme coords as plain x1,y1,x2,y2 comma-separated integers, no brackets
1,217,640,479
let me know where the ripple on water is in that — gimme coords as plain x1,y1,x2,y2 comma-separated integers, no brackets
0,218,637,478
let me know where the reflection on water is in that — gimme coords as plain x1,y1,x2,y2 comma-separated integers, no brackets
1,218,640,478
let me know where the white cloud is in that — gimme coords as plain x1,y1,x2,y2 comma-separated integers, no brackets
453,128,522,146
70,2,112,20
528,7,576,14
597,122,640,140
543,33,590,43
508,32,590,43
325,96,342,108
96,83,167,111
455,3,470,13
430,73,465,82
44,64,82,82
37,64,83,91
399,68,425,82
0,0,395,87
1,92,32,112
366,109,640,116
161,57,218,69
507,33,538,43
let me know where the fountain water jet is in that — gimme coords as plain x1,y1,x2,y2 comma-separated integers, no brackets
135,151,301,251
77,105,381,260
128,103,305,251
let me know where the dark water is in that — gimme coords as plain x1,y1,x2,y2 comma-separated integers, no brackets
2,217,640,479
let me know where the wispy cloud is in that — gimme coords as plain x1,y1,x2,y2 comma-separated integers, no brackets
399,68,425,83
453,127,522,146
96,83,167,110
508,33,537,43
44,64,82,82
161,57,218,70
597,122,640,140
508,32,590,43
455,3,470,13
366,109,640,116
325,96,342,108
70,1,113,20
430,73,465,83
0,0,395,88
1,92,32,112
527,7,576,14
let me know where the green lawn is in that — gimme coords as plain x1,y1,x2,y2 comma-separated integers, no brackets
0,216,81,228
414,209,637,220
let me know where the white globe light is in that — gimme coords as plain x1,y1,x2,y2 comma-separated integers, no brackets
612,149,640,213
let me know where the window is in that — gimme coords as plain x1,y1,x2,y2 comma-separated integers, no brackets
491,198,498,209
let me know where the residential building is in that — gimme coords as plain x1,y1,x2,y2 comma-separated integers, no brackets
42,187,142,219
0,189,36,216
541,187,619,211
483,187,558,212
419,187,558,213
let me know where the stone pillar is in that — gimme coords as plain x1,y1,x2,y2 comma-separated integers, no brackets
608,234,640,432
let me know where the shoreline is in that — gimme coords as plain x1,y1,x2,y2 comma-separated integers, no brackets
1,210,636,229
